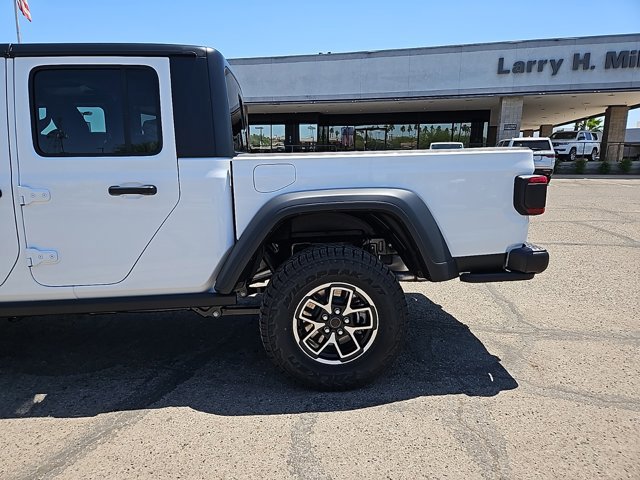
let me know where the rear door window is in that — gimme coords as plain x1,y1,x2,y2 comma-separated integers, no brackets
31,67,162,156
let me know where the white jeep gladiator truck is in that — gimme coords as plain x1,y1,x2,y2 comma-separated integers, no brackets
0,44,549,389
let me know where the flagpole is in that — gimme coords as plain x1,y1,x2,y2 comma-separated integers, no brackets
13,0,22,43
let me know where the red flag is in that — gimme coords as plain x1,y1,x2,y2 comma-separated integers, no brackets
17,0,32,22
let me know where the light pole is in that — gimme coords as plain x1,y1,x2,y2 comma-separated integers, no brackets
255,126,264,151
308,125,316,150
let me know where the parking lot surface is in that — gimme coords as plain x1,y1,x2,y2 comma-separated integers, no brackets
1,178,638,480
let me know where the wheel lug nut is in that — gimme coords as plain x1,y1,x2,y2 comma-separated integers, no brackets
322,314,329,321
324,327,330,334
338,329,344,335
343,317,350,323
334,308,341,314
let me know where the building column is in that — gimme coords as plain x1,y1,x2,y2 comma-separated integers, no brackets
601,106,629,162
522,129,534,137
469,122,486,147
496,96,524,144
487,126,498,147
539,124,553,137
488,105,499,146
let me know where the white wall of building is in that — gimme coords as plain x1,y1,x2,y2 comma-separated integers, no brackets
230,34,640,104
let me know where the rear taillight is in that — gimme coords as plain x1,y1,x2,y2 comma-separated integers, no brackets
544,154,556,159
514,175,548,215
528,175,548,184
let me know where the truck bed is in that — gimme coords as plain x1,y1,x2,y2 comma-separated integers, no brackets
232,148,534,258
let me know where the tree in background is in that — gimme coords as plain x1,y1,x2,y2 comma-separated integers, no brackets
574,117,603,131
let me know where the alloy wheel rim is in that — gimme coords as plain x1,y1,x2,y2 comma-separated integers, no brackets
293,282,379,365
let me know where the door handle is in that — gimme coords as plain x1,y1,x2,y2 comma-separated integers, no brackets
108,185,157,196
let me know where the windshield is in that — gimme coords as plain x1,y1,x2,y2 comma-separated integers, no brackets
512,140,552,151
550,132,577,140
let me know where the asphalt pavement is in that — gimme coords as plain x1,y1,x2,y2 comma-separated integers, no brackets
0,178,638,479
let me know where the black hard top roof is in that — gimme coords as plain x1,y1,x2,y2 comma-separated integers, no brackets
1,43,215,58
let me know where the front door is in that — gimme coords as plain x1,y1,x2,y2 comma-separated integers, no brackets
0,59,20,286
13,57,179,287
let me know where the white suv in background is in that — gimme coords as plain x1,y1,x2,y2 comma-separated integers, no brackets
497,137,556,179
550,130,600,161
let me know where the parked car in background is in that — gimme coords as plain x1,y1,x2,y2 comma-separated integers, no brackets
497,137,555,180
429,142,463,149
550,130,600,161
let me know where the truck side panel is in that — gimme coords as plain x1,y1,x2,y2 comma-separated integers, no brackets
232,149,533,258
74,159,235,298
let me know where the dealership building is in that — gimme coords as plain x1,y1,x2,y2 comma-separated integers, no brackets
229,33,640,161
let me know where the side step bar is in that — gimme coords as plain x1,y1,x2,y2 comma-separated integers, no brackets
460,272,534,283
0,292,237,318
459,243,549,283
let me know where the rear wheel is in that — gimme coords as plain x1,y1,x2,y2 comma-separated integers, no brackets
590,148,598,161
259,245,408,390
569,148,577,161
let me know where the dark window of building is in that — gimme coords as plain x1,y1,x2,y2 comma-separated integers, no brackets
353,125,386,151
419,123,453,149
452,122,472,145
272,124,286,151
250,124,270,151
326,126,354,151
249,124,287,152
32,67,161,156
299,124,318,149
247,116,488,153
387,124,418,150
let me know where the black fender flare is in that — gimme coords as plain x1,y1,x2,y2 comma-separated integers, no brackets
214,188,458,294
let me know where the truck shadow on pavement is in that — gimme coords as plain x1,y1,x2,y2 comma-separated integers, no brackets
0,293,517,419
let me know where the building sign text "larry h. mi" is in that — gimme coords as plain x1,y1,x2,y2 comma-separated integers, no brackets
497,50,639,76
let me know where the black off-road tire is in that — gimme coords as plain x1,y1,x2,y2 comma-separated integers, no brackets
259,245,408,390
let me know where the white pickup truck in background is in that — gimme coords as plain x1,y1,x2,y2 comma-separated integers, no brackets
0,43,550,389
550,130,600,160
497,137,556,179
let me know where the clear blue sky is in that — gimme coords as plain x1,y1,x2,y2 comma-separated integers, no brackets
2,0,640,126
